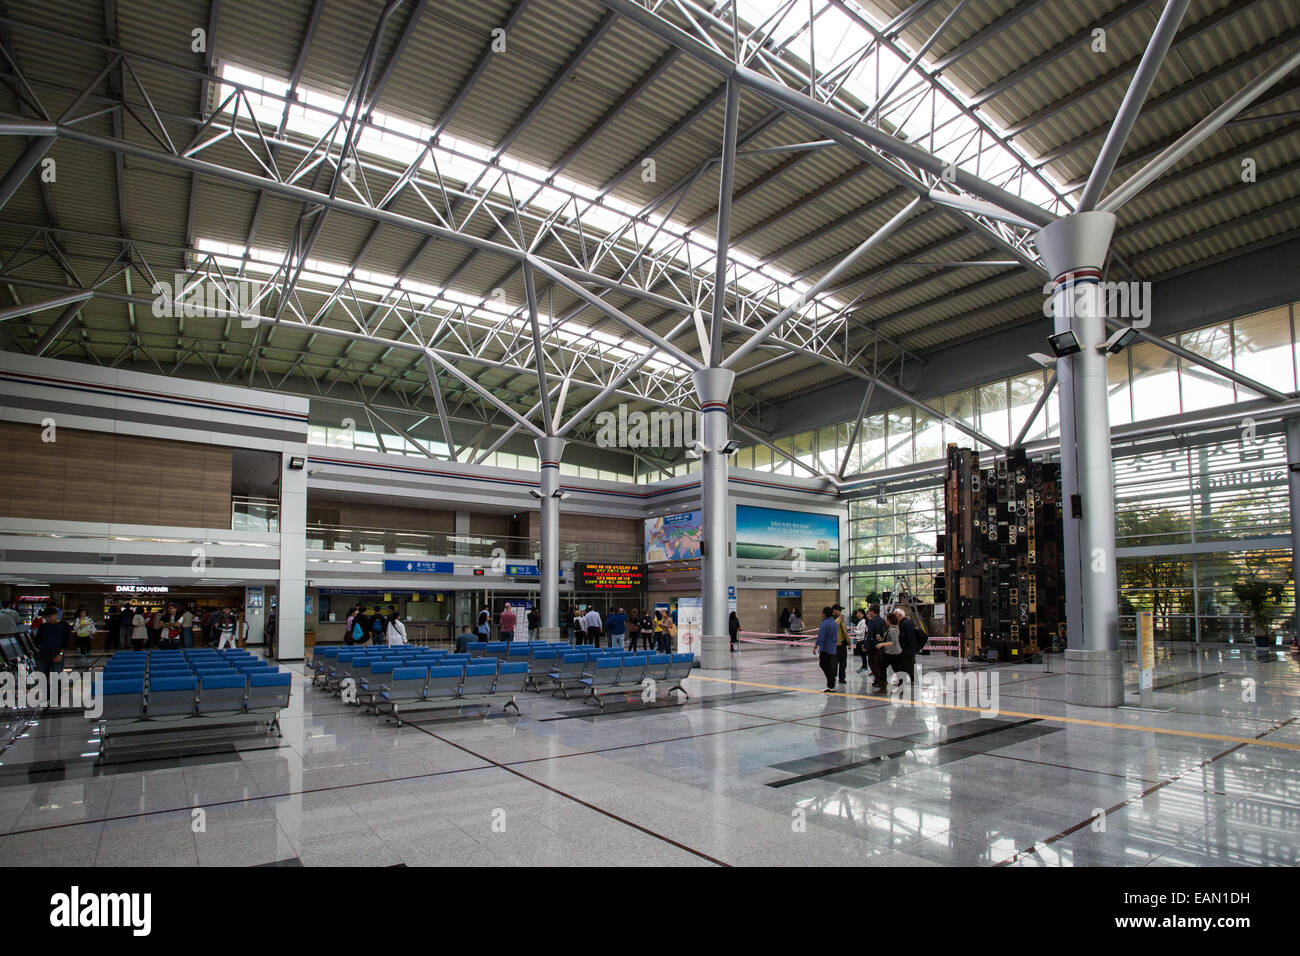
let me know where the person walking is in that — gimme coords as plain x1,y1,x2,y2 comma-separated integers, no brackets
788,607,804,636
832,604,849,685
879,610,917,690
527,605,540,642
814,607,838,692
778,606,791,634
34,606,70,678
72,606,97,661
584,606,603,647
344,605,358,645
606,607,627,650
728,610,741,654
499,604,517,644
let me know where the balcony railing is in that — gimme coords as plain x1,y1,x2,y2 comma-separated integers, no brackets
232,496,280,532
305,523,642,564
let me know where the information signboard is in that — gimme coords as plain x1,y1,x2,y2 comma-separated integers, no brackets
574,562,645,589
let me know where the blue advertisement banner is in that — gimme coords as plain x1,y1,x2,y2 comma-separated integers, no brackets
735,505,840,563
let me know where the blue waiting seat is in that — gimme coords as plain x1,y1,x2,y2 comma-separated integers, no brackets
374,665,430,719
147,675,198,719
579,657,625,708
197,673,247,717
100,677,145,721
247,671,292,734
549,653,589,699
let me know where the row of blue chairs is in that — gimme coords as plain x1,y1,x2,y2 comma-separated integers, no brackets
309,646,466,692
370,651,695,723
99,649,293,749
100,670,292,723
550,652,694,706
374,661,531,723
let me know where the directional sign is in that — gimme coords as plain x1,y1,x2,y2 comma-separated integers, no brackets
383,559,454,574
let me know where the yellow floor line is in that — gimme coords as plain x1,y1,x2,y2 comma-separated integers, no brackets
692,674,1300,753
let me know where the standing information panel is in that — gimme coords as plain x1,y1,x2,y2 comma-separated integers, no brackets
677,597,702,656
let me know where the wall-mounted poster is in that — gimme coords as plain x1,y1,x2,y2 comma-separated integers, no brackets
644,509,702,562
735,504,840,563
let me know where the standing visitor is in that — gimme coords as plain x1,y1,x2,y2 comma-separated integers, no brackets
499,604,517,644
386,610,408,645
584,606,603,647
73,606,97,660
728,610,741,654
778,606,791,634
179,605,194,649
130,606,148,651
216,607,237,650
635,609,653,652
606,607,627,650
814,607,838,692
852,608,869,671
865,605,888,690
788,607,804,635
0,600,21,640
833,604,849,685
527,605,540,642
344,605,358,645
476,608,492,642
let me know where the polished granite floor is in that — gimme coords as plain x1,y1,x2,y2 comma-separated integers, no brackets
0,642,1296,867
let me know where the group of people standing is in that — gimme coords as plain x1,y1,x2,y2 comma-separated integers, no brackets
105,604,243,651
344,604,407,645
814,602,921,693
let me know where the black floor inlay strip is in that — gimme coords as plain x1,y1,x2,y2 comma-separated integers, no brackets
767,718,1050,788
1124,671,1225,693
257,857,303,867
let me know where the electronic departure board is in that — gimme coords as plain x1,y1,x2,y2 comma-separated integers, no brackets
574,562,645,589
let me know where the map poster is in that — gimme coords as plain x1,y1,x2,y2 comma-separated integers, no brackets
645,509,702,562
735,504,840,563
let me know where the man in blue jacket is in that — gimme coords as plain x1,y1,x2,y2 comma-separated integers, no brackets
814,607,839,692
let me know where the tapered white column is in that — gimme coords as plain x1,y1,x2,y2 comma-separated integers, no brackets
277,446,308,660
535,436,566,641
1035,211,1123,706
693,368,734,667
1286,418,1300,641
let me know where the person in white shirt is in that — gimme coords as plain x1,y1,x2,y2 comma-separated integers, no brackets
385,613,408,645
583,607,602,647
